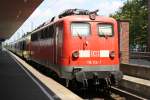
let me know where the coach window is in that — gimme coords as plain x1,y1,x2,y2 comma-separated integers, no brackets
31,34,34,41
98,24,113,37
71,22,90,36
22,41,26,50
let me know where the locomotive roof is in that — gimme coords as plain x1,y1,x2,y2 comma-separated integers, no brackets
30,15,116,35
61,15,116,22
31,9,116,33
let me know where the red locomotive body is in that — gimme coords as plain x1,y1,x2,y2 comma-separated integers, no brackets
30,15,122,85
8,9,123,88
61,16,121,81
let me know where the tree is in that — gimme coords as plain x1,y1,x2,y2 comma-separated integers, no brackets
110,0,148,48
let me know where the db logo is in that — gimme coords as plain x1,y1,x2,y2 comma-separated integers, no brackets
91,51,100,57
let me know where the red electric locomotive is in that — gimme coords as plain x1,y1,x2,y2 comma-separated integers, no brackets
29,9,123,88
8,9,123,90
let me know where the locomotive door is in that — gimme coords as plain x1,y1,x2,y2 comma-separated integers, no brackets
54,26,59,64
54,22,63,65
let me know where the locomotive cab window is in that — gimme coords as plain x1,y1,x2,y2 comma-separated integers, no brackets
71,23,90,36
98,24,113,36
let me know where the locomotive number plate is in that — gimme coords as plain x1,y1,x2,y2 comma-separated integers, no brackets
87,60,102,64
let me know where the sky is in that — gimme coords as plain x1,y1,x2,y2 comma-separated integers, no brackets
9,0,127,42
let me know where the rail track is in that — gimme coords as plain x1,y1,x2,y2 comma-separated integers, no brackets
71,86,146,100
111,87,146,100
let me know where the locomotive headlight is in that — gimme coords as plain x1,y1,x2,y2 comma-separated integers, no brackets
72,51,79,59
109,51,115,59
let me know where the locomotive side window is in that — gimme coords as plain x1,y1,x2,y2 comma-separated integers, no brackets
98,24,113,36
40,25,54,39
41,30,45,39
40,25,55,39
31,33,38,41
41,28,48,39
71,23,90,36
48,25,55,38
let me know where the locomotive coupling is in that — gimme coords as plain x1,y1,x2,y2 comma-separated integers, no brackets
72,67,82,73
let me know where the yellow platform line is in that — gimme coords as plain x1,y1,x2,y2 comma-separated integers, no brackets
8,50,82,100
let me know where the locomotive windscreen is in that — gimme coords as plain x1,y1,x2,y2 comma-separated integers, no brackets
98,24,113,36
71,22,90,36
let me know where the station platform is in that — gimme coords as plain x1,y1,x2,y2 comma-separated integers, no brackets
0,50,53,100
0,49,82,100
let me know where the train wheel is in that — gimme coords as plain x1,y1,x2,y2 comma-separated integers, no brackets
98,78,111,95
